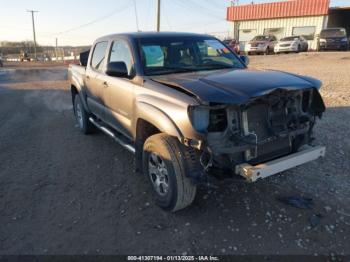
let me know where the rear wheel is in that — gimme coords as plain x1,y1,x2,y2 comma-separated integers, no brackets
143,134,197,212
74,95,95,134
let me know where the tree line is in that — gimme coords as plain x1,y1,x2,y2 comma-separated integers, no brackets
0,41,90,57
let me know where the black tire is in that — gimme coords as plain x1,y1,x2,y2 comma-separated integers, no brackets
73,94,95,134
297,45,301,53
265,47,270,55
143,133,197,212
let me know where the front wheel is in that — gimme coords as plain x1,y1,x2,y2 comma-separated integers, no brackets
143,134,197,212
297,45,301,53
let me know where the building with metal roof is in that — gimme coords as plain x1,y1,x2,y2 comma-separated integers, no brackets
226,0,350,50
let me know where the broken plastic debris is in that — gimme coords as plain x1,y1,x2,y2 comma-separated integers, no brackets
309,214,323,228
277,196,314,209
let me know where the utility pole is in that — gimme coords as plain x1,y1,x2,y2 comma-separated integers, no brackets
156,0,161,32
27,10,38,60
55,38,58,61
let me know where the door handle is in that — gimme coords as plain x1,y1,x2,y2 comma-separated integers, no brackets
103,81,109,87
86,75,90,80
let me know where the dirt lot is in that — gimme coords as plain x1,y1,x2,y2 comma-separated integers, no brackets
0,53,349,256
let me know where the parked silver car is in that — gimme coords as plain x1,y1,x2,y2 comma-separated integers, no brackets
246,35,277,55
275,36,309,54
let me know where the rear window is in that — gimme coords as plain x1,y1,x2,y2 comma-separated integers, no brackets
292,26,315,40
91,41,108,71
281,36,299,41
252,35,269,41
321,29,346,38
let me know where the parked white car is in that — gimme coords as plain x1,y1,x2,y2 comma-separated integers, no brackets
275,36,309,54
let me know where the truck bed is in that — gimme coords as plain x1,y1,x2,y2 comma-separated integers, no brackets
68,64,86,86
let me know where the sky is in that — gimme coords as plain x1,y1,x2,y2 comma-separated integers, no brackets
0,0,349,46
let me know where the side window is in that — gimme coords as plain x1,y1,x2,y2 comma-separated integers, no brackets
109,40,133,76
91,41,108,71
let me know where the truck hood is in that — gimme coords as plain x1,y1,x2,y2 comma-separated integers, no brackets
151,69,321,104
277,41,295,45
249,41,268,45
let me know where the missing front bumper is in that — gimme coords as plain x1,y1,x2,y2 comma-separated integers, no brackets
235,146,326,182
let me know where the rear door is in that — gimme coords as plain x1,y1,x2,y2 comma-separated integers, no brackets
85,41,109,119
103,38,136,139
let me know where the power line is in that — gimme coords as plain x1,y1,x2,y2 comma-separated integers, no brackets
176,19,226,31
185,0,225,19
174,0,225,20
163,0,172,30
199,0,230,12
52,3,131,37
145,0,152,30
133,0,140,31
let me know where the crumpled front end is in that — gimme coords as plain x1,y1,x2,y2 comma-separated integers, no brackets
194,88,326,181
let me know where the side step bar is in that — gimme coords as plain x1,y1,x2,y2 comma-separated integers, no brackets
89,117,135,154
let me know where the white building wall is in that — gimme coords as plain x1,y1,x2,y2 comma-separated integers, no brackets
234,15,327,50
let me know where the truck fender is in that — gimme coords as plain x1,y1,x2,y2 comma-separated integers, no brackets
135,101,183,139
71,85,90,113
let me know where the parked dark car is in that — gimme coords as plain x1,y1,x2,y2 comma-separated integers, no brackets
69,32,326,212
318,28,349,51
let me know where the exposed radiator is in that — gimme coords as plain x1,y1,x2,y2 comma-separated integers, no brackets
243,104,291,163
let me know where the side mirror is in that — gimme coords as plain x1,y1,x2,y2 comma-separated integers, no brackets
106,61,128,78
240,55,249,66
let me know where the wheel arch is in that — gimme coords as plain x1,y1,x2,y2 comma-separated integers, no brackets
134,102,184,173
71,84,90,113
134,102,183,139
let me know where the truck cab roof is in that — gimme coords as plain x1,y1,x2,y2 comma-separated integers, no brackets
94,31,215,42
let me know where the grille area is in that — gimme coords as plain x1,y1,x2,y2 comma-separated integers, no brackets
244,103,291,162
246,104,270,141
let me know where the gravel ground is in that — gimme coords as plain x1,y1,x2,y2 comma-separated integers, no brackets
0,53,349,256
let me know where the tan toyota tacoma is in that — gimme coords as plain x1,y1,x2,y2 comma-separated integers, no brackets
68,32,326,212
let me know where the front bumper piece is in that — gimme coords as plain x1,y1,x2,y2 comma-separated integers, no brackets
235,146,326,182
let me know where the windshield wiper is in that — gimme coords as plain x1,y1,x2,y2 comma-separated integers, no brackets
163,66,200,73
198,63,235,70
147,67,200,76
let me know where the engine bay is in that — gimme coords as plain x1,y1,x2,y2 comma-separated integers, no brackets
203,88,326,171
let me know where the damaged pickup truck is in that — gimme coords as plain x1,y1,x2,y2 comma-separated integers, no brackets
68,32,326,212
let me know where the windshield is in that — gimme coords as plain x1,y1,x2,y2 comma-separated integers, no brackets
139,36,245,76
281,36,299,41
252,35,269,41
320,29,346,38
